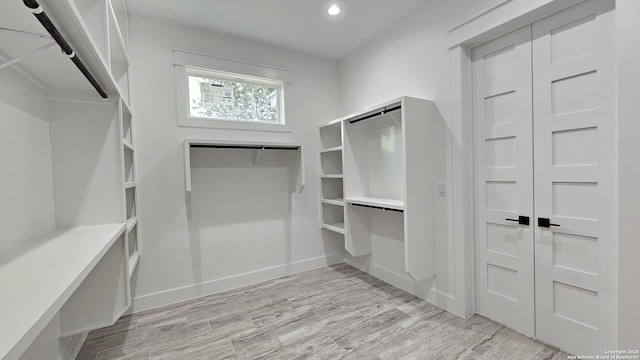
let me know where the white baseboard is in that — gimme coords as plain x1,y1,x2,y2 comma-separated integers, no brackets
129,253,343,314
344,257,462,317
59,332,87,360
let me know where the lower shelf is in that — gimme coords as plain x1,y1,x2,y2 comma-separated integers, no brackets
346,197,404,211
322,222,345,234
0,223,127,360
322,198,344,206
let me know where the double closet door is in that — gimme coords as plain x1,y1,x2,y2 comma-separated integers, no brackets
473,0,616,354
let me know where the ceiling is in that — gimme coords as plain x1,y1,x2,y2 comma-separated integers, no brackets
125,0,429,60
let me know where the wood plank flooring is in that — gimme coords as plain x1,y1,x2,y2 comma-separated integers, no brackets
77,264,569,360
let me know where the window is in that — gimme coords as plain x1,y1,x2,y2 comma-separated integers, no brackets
187,69,283,124
175,50,292,132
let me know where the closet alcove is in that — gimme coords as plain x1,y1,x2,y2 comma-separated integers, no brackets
0,0,137,358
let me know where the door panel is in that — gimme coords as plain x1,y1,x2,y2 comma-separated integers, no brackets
532,0,616,354
473,26,535,336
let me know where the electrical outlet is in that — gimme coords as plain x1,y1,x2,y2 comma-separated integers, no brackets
438,183,446,196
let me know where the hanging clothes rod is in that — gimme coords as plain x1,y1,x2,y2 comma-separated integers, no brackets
351,203,404,213
349,105,402,124
23,0,108,99
191,144,299,150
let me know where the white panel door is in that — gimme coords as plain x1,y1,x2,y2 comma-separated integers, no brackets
472,26,535,336
532,0,616,354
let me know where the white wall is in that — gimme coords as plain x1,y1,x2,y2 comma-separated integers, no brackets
0,68,55,256
0,68,76,359
339,0,499,316
128,15,344,311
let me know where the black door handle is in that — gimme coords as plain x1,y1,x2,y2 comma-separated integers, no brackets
538,218,560,228
505,216,530,225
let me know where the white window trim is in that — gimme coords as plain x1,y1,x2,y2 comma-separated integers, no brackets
174,49,292,132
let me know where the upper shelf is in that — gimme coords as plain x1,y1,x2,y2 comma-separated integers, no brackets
0,223,126,360
184,139,305,194
0,0,129,100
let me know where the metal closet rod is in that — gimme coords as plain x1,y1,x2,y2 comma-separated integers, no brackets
351,203,404,213
349,105,402,124
23,0,108,98
191,145,299,150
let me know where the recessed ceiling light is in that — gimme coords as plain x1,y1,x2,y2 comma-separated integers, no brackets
328,4,341,16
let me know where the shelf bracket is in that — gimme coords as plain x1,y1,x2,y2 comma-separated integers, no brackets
0,41,56,71
253,146,264,171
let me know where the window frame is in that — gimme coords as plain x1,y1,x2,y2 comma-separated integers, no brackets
174,50,292,132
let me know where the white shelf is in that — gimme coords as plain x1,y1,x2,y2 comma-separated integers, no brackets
123,146,134,183
0,223,126,360
321,174,343,179
346,197,404,211
128,251,140,278
124,182,136,189
123,139,134,151
322,222,345,234
126,216,138,231
121,99,133,144
319,121,342,149
322,198,344,206
320,146,342,153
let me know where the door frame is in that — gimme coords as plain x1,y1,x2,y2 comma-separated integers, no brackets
449,0,640,347
447,0,605,318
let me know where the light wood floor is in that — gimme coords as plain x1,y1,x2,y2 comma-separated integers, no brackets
77,264,568,359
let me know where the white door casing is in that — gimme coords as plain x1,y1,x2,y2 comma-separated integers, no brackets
532,0,617,354
472,26,535,337
473,0,617,354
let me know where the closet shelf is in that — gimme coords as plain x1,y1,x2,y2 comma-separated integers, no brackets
32,1,121,97
126,216,138,232
320,146,342,153
321,174,343,179
184,139,305,194
123,139,135,151
0,223,126,360
345,197,404,211
322,198,344,206
124,182,136,189
322,222,345,234
128,251,140,278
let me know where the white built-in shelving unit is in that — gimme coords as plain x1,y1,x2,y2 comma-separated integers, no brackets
319,97,438,281
0,1,137,359
319,120,346,235
120,98,140,279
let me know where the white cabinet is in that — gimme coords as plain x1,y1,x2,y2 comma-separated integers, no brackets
319,97,440,281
